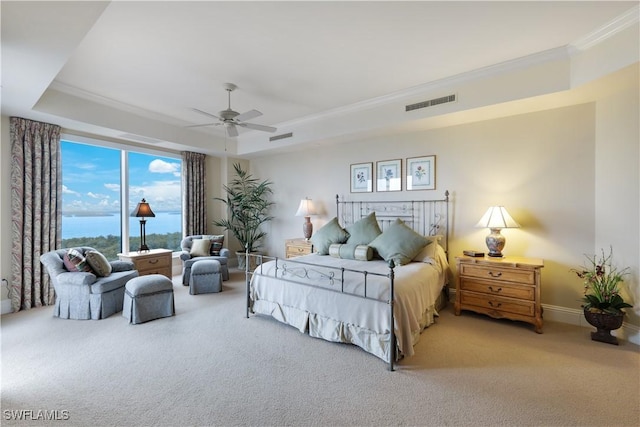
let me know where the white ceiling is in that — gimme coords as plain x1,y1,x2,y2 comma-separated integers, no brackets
2,1,638,157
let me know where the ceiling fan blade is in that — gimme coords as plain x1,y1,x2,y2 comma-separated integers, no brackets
225,122,239,137
239,122,277,133
191,108,221,120
184,122,219,128
235,109,262,122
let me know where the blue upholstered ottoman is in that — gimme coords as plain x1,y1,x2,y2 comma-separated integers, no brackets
189,260,222,295
123,275,175,324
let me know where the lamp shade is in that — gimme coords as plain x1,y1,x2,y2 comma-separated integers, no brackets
475,206,520,229
295,198,317,217
131,198,156,218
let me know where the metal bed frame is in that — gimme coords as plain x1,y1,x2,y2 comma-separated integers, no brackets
245,190,450,371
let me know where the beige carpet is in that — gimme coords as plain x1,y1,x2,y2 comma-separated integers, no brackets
1,270,638,427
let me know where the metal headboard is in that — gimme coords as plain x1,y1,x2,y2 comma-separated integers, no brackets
336,190,450,255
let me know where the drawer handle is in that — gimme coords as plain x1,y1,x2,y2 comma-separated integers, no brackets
488,301,502,308
488,286,502,293
149,259,159,264
488,271,502,278
297,248,304,252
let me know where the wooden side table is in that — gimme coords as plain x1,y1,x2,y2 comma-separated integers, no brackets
118,248,173,279
455,255,544,333
285,238,313,259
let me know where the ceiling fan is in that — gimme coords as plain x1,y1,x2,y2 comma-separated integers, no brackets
187,83,277,137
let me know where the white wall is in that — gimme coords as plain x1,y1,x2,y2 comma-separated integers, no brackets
594,85,640,329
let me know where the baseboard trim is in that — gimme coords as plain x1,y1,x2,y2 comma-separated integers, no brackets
543,304,640,346
447,289,638,345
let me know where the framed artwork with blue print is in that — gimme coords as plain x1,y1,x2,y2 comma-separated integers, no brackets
406,155,436,191
350,162,372,193
376,159,401,192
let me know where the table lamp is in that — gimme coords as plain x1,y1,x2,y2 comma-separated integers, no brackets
475,206,520,257
131,198,155,252
295,197,317,240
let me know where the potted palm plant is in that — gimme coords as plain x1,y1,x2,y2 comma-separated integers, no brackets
571,247,632,345
213,163,274,270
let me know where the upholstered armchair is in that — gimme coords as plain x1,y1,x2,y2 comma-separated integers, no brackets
179,235,230,285
40,247,139,320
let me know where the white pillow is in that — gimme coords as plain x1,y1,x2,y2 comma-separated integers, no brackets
190,239,211,257
412,235,443,263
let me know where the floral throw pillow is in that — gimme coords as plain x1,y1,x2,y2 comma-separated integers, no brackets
63,248,94,273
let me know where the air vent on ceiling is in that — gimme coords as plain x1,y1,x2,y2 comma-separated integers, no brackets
269,132,293,142
405,94,456,112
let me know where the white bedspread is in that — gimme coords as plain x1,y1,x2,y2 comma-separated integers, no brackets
250,251,448,362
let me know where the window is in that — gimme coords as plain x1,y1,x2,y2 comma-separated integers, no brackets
61,139,182,260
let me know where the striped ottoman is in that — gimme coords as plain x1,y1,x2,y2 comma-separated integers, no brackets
123,274,175,324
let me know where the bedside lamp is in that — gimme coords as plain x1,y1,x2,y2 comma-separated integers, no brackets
475,206,520,258
131,198,155,252
295,197,317,240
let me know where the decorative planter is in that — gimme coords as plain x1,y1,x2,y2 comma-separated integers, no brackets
583,308,624,345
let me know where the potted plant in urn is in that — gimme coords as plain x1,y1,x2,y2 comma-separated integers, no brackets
571,247,632,345
213,163,274,270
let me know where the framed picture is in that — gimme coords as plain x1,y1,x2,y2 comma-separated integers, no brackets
350,162,373,193
376,159,402,192
406,155,436,191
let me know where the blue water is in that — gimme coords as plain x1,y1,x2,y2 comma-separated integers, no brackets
62,211,181,239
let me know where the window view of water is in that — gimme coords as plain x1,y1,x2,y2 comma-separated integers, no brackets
60,139,182,260
62,212,181,239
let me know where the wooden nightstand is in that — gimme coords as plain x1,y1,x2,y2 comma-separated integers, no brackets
455,255,544,333
118,248,173,278
285,238,313,259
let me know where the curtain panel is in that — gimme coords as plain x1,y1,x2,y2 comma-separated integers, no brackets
10,117,62,312
182,151,207,236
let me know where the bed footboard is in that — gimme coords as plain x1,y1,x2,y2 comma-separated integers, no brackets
245,252,398,371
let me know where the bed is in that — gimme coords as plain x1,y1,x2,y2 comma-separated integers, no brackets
245,192,450,370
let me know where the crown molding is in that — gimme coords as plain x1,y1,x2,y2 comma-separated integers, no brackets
569,4,639,53
45,81,191,128
265,46,570,132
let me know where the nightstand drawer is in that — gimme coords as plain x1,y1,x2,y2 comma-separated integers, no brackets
460,278,534,300
459,263,535,285
455,255,544,333
285,238,313,259
134,256,171,270
286,247,311,257
460,292,535,317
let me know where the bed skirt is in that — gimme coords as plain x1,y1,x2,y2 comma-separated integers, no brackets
252,288,447,362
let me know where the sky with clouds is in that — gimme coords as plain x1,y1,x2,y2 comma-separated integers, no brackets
61,140,182,214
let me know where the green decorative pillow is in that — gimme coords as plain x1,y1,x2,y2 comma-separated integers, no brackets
369,219,429,266
63,248,93,273
346,212,382,245
190,239,212,257
310,217,349,255
328,243,373,261
85,250,112,277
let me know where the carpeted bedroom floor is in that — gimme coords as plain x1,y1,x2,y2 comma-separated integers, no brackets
1,270,638,427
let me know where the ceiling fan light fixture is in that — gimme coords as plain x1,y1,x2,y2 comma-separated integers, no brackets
188,82,276,136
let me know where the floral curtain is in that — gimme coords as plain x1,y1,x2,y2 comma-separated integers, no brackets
10,117,61,312
182,151,207,236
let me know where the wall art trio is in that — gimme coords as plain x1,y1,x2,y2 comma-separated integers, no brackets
350,155,435,193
